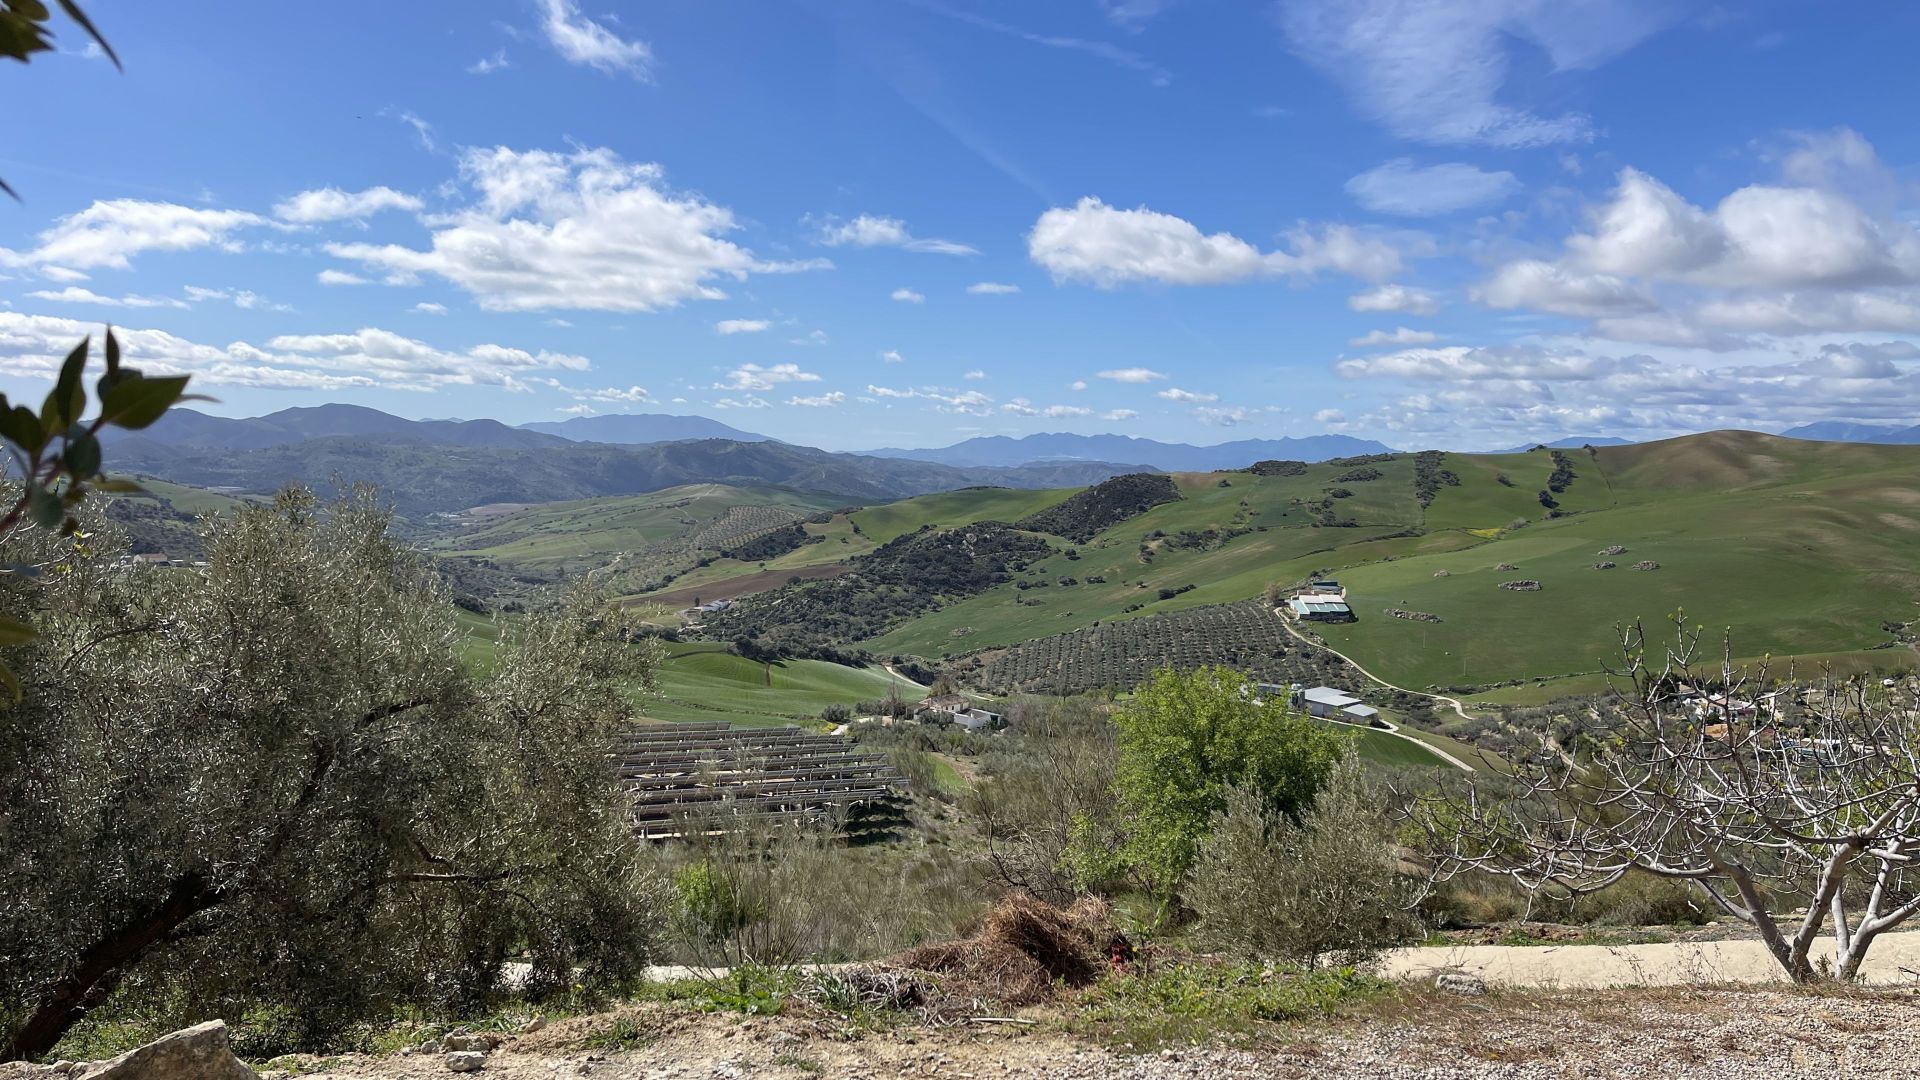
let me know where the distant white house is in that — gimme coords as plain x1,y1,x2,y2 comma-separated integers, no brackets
919,692,1002,731
1297,685,1384,727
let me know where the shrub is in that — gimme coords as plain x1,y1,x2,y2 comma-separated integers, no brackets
1183,758,1420,969
1111,667,1345,895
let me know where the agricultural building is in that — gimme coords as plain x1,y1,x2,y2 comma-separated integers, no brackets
1300,686,1362,717
1289,594,1355,622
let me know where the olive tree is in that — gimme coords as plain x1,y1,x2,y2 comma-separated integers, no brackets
1401,617,1920,983
1184,755,1420,969
0,489,661,1060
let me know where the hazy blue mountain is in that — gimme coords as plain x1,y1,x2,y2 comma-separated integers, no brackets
1779,421,1920,444
108,436,1155,517
859,432,1395,471
520,413,773,444
1491,436,1636,453
102,405,564,451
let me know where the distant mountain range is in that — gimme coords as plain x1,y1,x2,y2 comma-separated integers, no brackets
102,404,563,451
1779,421,1920,445
859,432,1395,471
108,434,1153,517
519,413,773,444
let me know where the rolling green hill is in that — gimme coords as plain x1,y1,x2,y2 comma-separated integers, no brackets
641,641,926,727
434,484,850,574
685,433,1920,694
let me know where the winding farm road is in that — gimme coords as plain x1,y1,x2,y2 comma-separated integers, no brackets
1273,608,1479,772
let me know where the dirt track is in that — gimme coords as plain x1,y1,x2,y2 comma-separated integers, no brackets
1384,929,1920,987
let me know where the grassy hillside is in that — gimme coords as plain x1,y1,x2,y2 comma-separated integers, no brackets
642,641,925,727
389,433,1920,698
434,484,848,574
851,434,1920,692
1312,434,1920,690
851,486,1078,544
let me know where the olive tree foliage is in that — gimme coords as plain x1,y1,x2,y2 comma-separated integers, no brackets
1400,617,1920,983
1184,755,1420,970
0,489,662,1060
969,696,1122,903
1111,666,1346,897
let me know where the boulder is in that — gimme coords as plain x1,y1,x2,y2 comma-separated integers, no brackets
1434,971,1487,996
71,1021,254,1080
443,1034,493,1053
447,1050,487,1073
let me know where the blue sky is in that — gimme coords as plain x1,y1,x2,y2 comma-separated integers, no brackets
4,0,1920,450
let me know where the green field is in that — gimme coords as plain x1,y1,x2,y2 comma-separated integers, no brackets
434,484,848,573
641,641,926,727
849,485,1079,544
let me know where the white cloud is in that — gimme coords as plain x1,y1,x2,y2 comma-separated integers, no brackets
1098,367,1167,383
1351,282,1443,311
1477,143,1920,343
1028,197,1407,286
1001,398,1038,416
558,403,596,416
789,329,828,346
715,318,770,335
412,301,448,314
864,383,994,414
1332,339,1920,443
881,349,904,363
317,269,373,286
1345,159,1520,216
1103,408,1139,421
890,287,925,304
788,391,846,407
1069,379,1089,391
468,48,511,75
273,186,422,224
544,379,651,404
1277,0,1675,147
1564,166,1916,289
717,362,821,391
326,146,826,312
2,199,264,272
1314,408,1347,424
0,312,585,392
1045,404,1094,418
966,281,1020,295
538,0,652,79
26,286,187,309
1350,326,1438,346
1157,387,1217,402
1475,259,1654,317
713,396,771,410
181,286,291,312
817,214,978,256
1194,406,1257,426
963,369,986,380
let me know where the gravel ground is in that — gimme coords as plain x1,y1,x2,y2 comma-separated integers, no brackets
261,986,1920,1080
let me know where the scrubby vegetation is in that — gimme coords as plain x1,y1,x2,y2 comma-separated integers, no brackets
1015,472,1182,542
701,523,1052,651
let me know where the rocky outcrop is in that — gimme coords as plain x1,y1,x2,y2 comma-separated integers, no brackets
1498,580,1542,591
61,1021,255,1080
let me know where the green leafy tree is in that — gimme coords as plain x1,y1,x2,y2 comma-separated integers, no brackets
1110,666,1345,896
0,333,195,696
0,489,660,1060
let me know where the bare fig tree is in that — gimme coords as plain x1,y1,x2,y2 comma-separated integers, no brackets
1400,615,1920,982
